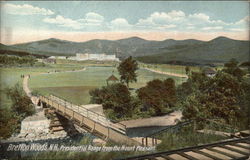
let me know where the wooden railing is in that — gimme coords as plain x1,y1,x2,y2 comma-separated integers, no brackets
49,94,126,133
39,95,140,145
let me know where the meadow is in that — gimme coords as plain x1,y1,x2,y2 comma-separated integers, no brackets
138,62,201,75
29,66,184,105
0,64,83,108
1,61,189,107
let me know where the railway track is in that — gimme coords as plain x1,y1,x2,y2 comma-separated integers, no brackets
117,137,250,160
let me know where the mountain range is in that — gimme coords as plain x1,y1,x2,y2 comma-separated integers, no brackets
1,36,249,64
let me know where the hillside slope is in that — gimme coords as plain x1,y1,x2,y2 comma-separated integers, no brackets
136,37,249,64
1,36,249,63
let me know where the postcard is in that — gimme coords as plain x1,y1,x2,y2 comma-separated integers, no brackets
0,1,249,160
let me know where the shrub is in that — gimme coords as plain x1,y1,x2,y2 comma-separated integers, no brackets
0,108,19,139
5,84,35,118
89,83,136,120
137,78,176,116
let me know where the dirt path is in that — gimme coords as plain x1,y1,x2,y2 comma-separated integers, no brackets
23,76,32,97
143,68,188,78
120,110,183,128
23,75,39,105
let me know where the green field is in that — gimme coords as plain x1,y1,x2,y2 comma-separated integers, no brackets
0,64,83,108
29,66,184,105
139,63,201,75
1,62,186,107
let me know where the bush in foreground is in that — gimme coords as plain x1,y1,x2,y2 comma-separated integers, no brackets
0,84,35,139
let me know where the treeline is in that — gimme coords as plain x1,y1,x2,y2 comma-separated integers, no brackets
0,55,37,66
0,84,35,139
89,57,177,120
0,49,48,58
90,58,249,130
179,59,249,129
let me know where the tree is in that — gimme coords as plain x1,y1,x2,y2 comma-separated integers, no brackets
137,78,176,116
89,83,136,119
185,66,190,76
182,70,247,128
118,56,138,88
222,58,246,80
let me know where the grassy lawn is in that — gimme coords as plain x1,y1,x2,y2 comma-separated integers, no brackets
0,64,83,108
29,66,184,105
36,86,96,105
139,63,201,75
1,63,186,107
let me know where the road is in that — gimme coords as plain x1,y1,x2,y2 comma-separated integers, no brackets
120,110,182,128
143,68,188,78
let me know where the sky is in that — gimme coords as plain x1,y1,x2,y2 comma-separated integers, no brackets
1,1,249,45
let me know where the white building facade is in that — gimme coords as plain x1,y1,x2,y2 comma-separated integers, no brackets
68,53,119,61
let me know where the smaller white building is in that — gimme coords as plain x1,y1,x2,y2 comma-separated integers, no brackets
73,53,119,61
48,56,66,59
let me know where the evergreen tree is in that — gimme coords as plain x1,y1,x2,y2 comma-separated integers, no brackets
118,56,138,88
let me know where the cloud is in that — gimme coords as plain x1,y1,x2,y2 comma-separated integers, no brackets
43,12,105,30
3,3,54,15
38,8,250,33
136,10,185,27
189,13,210,22
150,11,185,23
202,26,223,31
78,12,104,26
135,10,231,32
234,16,249,25
85,12,104,23
43,15,82,29
156,24,176,30
229,28,245,32
110,18,132,30
187,13,229,28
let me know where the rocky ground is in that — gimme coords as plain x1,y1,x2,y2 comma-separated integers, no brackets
4,109,68,143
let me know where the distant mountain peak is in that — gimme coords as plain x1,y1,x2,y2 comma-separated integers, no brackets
119,36,146,41
45,38,72,43
211,36,234,41
163,38,176,42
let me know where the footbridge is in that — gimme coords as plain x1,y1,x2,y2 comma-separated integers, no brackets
38,95,141,145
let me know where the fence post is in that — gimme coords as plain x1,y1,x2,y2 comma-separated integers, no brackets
152,137,154,146
92,122,95,132
108,127,110,139
81,116,83,125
